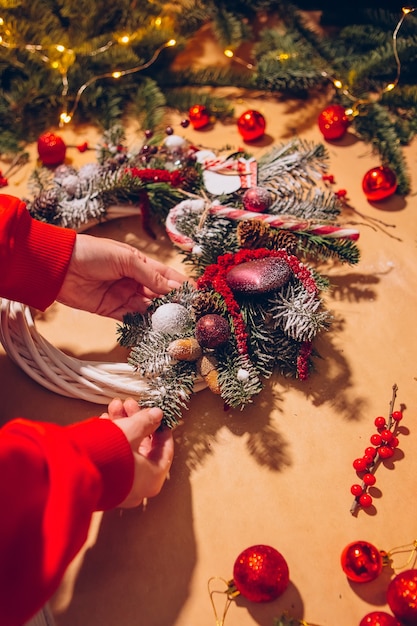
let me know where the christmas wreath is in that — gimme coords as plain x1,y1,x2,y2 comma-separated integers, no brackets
1,126,361,427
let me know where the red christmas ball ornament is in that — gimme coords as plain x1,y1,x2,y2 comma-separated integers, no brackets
188,104,211,129
362,166,397,201
359,611,401,626
318,104,350,140
341,541,383,583
232,544,290,602
37,132,67,166
242,186,273,213
237,110,266,141
387,569,417,625
195,314,230,348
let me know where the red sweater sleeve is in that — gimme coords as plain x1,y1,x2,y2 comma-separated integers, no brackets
0,193,76,310
0,417,134,626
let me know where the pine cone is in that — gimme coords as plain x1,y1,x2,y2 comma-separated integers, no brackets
28,189,59,223
192,291,225,319
237,219,271,249
270,229,299,254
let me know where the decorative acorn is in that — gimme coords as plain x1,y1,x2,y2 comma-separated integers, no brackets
167,337,203,361
198,354,222,395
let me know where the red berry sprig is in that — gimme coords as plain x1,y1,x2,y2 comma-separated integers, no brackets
350,384,403,515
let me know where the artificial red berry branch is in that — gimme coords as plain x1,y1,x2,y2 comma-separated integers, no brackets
350,383,403,515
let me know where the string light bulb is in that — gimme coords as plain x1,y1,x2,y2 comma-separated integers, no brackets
0,15,177,126
223,48,254,70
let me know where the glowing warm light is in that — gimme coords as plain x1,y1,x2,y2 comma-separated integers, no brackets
333,79,343,89
155,17,162,27
224,49,234,58
118,35,130,44
384,82,395,91
55,44,65,52
59,112,72,124
0,18,4,25
402,7,413,14
278,53,290,60
112,71,122,78
167,39,176,47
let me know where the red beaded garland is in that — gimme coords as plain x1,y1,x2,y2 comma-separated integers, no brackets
232,544,289,602
387,569,417,624
188,104,211,129
317,104,350,140
359,611,401,626
237,109,266,141
362,166,397,201
37,132,67,166
341,541,383,583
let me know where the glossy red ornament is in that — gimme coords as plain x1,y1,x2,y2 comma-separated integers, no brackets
242,186,273,213
387,569,417,624
188,104,211,129
233,544,289,602
37,132,67,166
362,166,397,201
341,541,383,583
317,104,350,140
195,314,230,348
226,257,292,294
359,611,401,626
237,110,266,141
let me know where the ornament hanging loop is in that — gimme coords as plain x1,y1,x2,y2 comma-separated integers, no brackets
207,576,238,626
388,540,417,572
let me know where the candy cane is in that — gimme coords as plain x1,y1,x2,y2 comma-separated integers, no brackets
209,205,360,240
165,198,206,251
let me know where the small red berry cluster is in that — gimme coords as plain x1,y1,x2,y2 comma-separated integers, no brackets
350,384,403,513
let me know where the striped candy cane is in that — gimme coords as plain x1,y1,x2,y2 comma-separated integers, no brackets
209,205,360,240
165,199,360,251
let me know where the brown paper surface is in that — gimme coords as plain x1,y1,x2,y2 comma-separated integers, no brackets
1,35,417,626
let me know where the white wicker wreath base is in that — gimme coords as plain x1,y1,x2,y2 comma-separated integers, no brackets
0,299,207,404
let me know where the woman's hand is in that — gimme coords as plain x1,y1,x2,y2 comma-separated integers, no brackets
57,234,188,320
101,397,174,508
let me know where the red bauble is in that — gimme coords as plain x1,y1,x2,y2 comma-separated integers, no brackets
317,105,350,140
237,110,266,141
341,541,383,583
233,544,289,602
37,132,67,166
226,257,292,294
387,569,417,625
359,611,401,626
362,166,397,201
195,314,230,348
188,104,211,129
242,186,273,213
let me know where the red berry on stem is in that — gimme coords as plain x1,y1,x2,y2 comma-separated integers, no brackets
370,434,382,446
365,446,378,459
351,484,364,496
359,492,373,508
391,410,403,421
390,436,400,448
363,473,376,486
380,429,393,443
378,446,394,459
353,458,368,472
374,416,386,428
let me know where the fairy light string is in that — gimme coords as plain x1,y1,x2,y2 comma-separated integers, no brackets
0,16,176,126
224,6,416,117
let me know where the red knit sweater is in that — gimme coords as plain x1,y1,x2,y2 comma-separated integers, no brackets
0,194,135,625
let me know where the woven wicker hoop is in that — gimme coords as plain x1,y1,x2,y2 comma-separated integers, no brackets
0,298,207,404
